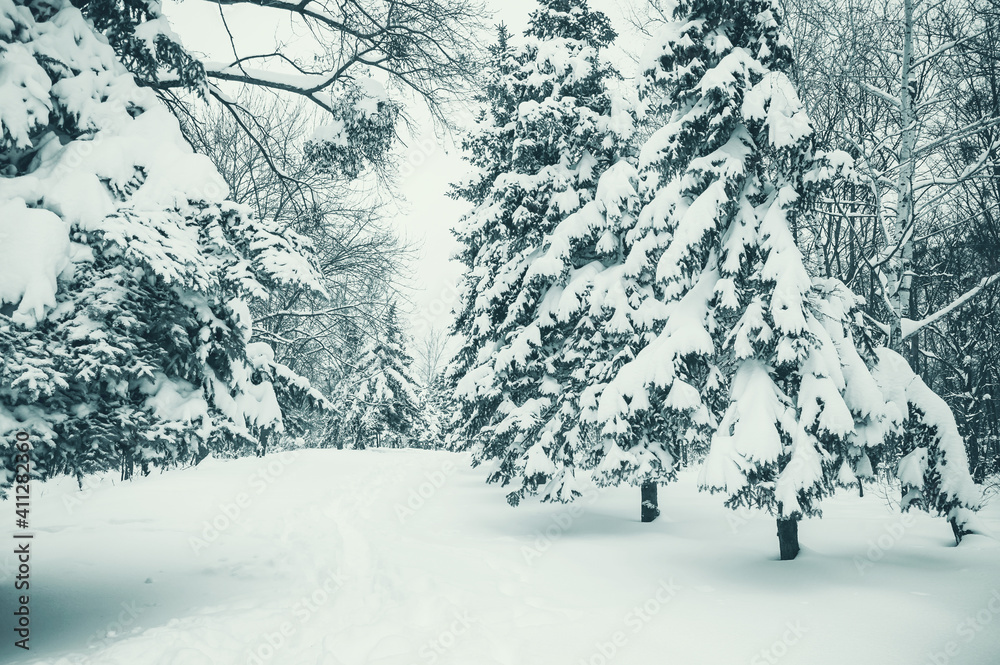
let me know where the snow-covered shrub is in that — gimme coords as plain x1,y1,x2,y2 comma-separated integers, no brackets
0,0,326,484
874,348,982,540
304,78,402,179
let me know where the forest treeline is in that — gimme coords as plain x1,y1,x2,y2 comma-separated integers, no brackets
0,0,997,559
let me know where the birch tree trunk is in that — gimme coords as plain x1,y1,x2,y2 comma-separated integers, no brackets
889,0,918,357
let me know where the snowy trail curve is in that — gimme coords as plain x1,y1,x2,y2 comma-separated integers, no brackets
4,449,1000,665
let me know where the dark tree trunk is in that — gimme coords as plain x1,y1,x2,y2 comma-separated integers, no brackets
777,516,800,560
949,517,968,545
641,481,659,523
858,479,864,498
969,433,983,483
121,448,134,481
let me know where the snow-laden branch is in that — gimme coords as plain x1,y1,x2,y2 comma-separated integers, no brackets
255,304,377,321
860,81,901,109
204,63,341,103
901,272,1000,339
914,115,1000,157
910,28,988,69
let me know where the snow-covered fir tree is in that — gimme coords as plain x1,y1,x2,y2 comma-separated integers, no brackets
413,374,453,449
0,0,327,484
526,156,691,523
336,305,425,449
573,161,687,522
873,348,982,543
448,0,636,506
594,0,910,558
413,388,445,450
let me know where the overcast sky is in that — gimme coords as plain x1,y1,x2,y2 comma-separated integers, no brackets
162,0,648,346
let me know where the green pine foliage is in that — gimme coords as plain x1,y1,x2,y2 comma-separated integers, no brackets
593,0,893,532
0,0,327,485
448,0,634,505
335,306,426,449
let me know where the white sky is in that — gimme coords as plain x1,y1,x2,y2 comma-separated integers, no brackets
161,0,647,345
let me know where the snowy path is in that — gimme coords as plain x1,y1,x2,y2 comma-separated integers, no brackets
3,449,1000,665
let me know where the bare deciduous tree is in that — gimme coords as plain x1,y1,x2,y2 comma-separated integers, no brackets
188,95,413,394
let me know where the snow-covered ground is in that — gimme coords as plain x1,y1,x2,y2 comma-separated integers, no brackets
4,449,1000,665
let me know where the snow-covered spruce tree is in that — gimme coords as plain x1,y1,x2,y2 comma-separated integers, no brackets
336,305,425,449
445,23,518,404
594,0,901,559
0,0,327,484
574,160,692,522
872,349,982,543
413,374,454,449
414,389,445,450
534,157,693,522
448,0,636,506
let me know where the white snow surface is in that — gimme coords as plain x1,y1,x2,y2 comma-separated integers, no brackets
742,71,813,148
0,197,71,326
5,448,1000,665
